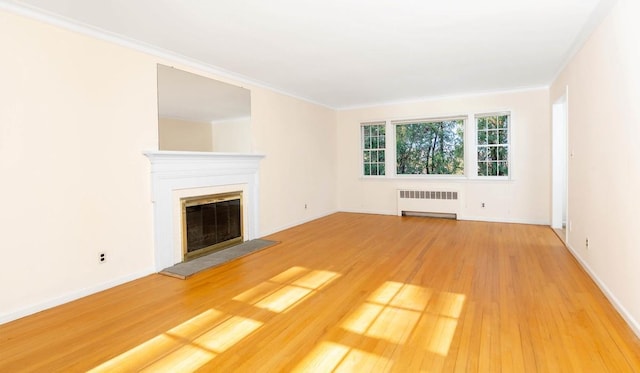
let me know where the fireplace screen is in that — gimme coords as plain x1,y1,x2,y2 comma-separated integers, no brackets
181,192,243,260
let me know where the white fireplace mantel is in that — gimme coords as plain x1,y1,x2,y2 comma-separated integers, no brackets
144,151,265,270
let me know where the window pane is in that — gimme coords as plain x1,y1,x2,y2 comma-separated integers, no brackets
379,163,385,175
478,130,487,145
488,162,497,176
498,115,508,128
488,130,498,145
498,161,508,176
395,119,464,175
364,151,371,162
478,147,488,161
489,147,498,161
498,129,507,144
364,164,371,176
487,116,497,129
478,161,487,176
378,151,385,162
478,117,487,130
379,136,385,148
498,146,508,161
371,137,378,149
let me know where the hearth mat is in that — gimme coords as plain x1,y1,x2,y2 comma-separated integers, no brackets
160,239,279,279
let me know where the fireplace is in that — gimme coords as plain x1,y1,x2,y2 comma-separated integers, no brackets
182,192,243,260
144,151,264,270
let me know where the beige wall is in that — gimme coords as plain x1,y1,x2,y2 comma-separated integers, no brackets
158,117,213,151
0,9,337,323
159,116,253,153
212,117,252,153
336,89,550,224
550,0,640,334
253,88,337,234
0,10,158,323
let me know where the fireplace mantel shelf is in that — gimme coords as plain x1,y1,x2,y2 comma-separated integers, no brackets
143,150,265,161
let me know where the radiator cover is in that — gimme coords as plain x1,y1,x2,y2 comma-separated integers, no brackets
396,189,460,218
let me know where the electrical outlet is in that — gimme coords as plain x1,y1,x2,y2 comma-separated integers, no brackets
304,203,308,209
585,238,589,250
481,202,485,208
99,252,106,263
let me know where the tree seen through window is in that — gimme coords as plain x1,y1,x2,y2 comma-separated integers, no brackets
395,119,464,175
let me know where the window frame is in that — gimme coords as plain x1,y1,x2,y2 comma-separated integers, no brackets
359,111,513,181
360,121,387,177
474,112,511,180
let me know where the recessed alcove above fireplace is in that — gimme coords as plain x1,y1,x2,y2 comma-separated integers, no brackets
144,151,264,270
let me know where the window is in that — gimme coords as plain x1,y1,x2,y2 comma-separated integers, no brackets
476,113,510,177
395,118,464,175
361,122,386,176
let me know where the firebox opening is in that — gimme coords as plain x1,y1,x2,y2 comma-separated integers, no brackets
181,192,243,261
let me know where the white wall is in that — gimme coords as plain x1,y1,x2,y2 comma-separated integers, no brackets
550,0,640,335
336,89,550,225
0,9,337,323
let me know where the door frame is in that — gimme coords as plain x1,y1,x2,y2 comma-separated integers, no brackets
551,87,569,232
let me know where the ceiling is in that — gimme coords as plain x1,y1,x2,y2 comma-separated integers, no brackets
4,0,616,109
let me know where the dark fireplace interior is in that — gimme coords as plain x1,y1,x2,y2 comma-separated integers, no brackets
182,192,242,260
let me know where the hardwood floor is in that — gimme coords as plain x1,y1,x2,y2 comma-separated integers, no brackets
1,213,639,372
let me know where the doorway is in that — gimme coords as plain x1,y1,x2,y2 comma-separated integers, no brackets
551,88,568,242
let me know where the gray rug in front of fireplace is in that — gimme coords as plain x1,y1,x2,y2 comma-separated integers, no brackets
159,239,279,279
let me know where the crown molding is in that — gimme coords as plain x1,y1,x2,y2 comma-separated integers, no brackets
0,1,334,110
337,85,550,111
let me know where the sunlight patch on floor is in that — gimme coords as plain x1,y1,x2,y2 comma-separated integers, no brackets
255,285,314,312
88,309,225,372
293,281,466,371
421,314,459,356
292,341,392,373
343,282,466,359
233,266,340,313
135,315,264,371
90,266,340,371
140,343,216,372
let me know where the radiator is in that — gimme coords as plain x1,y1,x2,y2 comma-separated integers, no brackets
396,189,460,219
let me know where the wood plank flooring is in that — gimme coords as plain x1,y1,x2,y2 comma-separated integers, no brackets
1,213,639,372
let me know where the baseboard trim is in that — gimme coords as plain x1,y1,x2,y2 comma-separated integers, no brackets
338,208,395,216
564,243,640,339
259,210,338,237
338,208,550,226
458,215,550,225
0,267,155,325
